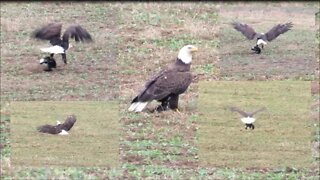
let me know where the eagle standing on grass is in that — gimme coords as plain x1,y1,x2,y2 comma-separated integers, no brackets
37,115,77,135
128,45,198,113
231,21,293,54
32,23,93,65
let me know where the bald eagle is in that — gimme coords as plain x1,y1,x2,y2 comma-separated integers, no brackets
128,45,198,113
37,115,77,135
39,54,57,71
32,23,93,64
230,107,266,130
231,21,293,54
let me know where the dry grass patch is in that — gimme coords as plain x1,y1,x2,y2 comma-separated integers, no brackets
218,2,318,80
1,2,119,101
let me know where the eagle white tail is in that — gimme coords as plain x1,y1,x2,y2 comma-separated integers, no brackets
241,117,256,124
257,39,267,46
41,45,65,54
58,130,69,135
128,102,148,112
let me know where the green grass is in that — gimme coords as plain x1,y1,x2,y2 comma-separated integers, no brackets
10,101,119,167
1,2,319,179
198,81,313,168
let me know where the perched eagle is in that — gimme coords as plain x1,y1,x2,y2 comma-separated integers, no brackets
231,21,293,54
128,45,198,113
37,115,77,135
32,23,93,64
39,54,57,71
230,107,266,130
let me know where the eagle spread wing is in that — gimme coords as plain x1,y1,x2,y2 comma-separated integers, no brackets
62,25,93,43
265,22,293,41
230,106,249,117
61,115,77,131
32,23,63,46
133,69,192,103
231,22,257,40
248,107,266,117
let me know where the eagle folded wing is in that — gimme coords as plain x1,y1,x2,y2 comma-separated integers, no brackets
139,70,191,101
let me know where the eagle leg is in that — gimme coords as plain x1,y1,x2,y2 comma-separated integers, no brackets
168,94,179,110
61,53,67,64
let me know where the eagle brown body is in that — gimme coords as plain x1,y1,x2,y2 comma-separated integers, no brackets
128,45,198,112
37,115,77,135
132,59,192,112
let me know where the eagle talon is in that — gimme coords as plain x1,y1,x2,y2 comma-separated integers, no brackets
155,105,168,113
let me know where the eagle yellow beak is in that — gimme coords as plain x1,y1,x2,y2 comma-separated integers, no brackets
191,47,198,52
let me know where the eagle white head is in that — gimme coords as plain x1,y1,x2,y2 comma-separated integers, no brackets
178,45,198,64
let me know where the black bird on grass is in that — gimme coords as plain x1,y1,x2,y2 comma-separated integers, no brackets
231,21,293,54
39,54,57,71
230,107,266,130
37,115,77,135
32,23,93,64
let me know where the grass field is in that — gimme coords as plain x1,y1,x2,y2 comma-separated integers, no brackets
198,81,313,168
0,1,319,179
218,2,318,80
116,2,222,179
10,101,119,167
1,2,119,101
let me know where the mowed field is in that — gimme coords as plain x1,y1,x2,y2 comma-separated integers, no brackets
10,101,119,167
1,1,319,179
198,81,312,168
